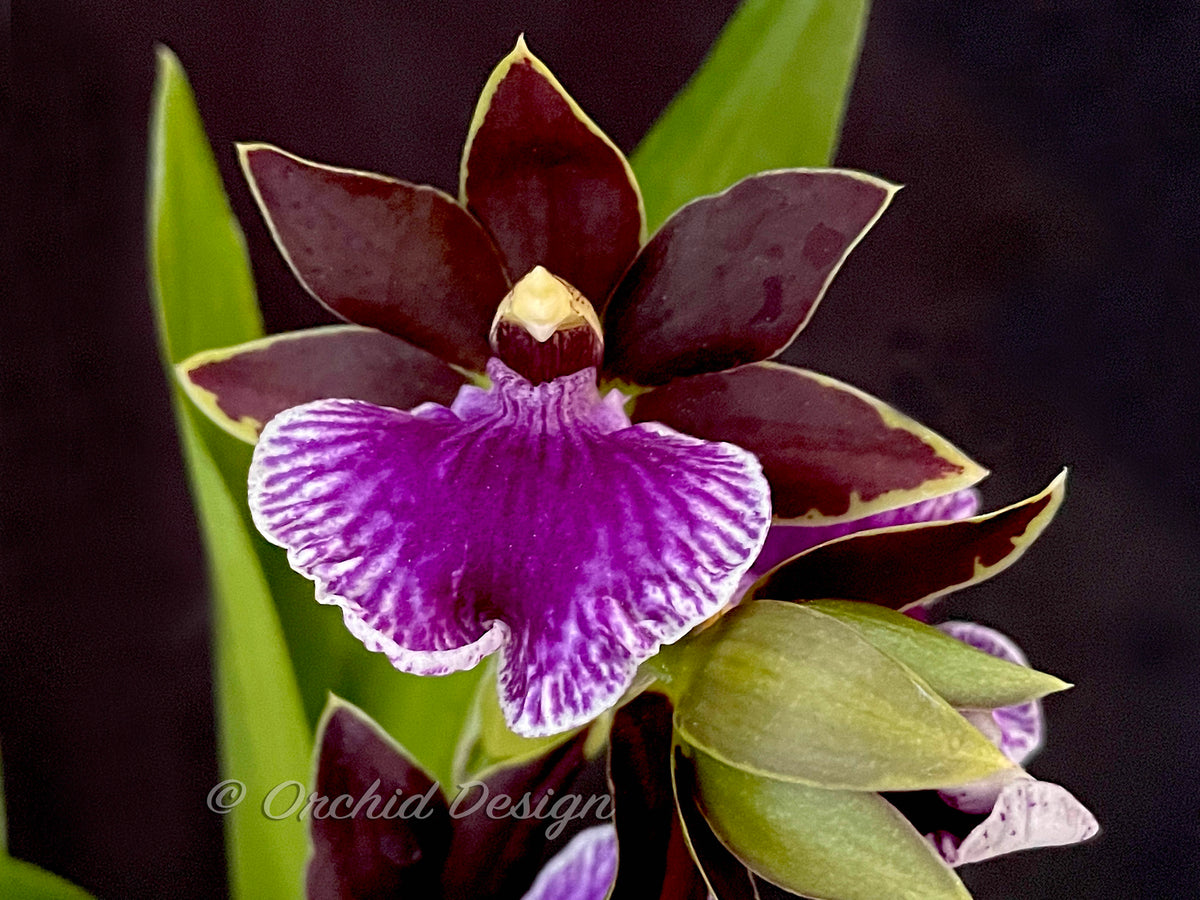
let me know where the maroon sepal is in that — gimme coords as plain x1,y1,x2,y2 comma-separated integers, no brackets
178,326,467,443
603,170,895,384
748,472,1067,609
631,363,985,522
609,692,710,900
462,38,645,307
240,144,509,370
443,729,611,900
306,701,452,900
308,699,611,900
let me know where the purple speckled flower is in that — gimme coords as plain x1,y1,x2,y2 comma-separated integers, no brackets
180,39,993,738
927,621,1099,866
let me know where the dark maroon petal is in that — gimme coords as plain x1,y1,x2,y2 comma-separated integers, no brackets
748,489,980,582
632,363,986,522
603,170,896,384
306,700,452,900
608,692,678,898
240,143,509,370
672,748,762,900
461,37,645,306
607,693,711,900
177,326,467,443
443,729,611,900
749,472,1066,609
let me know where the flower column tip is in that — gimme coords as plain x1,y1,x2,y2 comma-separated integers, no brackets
490,266,604,383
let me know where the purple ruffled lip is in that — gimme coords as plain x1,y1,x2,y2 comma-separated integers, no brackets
249,360,771,737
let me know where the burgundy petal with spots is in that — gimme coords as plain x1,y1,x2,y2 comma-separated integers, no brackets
249,360,770,737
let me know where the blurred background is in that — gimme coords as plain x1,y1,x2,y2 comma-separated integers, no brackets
6,0,1198,896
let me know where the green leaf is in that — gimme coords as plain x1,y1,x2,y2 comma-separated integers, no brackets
680,744,971,900
148,44,479,807
808,600,1072,708
671,601,1011,790
0,859,96,900
632,0,871,230
181,417,312,897
149,47,309,898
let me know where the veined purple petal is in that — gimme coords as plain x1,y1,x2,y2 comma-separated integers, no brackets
931,777,1100,867
938,621,1043,766
520,825,618,900
249,360,770,737
750,488,980,581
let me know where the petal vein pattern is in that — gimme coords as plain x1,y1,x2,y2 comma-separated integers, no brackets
249,360,770,737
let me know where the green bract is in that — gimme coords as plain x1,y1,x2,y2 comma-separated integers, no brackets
808,600,1071,708
679,745,971,900
668,600,1013,790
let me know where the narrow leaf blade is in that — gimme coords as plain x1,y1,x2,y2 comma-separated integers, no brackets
632,0,872,230
148,48,310,898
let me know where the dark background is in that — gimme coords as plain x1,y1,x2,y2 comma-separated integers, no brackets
6,1,1199,897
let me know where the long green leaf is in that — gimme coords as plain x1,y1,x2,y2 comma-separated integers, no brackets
148,47,309,898
632,0,871,230
0,859,96,900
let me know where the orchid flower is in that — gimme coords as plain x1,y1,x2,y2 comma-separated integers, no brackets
178,38,990,738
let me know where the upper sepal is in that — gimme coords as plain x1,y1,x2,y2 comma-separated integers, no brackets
749,471,1067,608
239,143,509,370
177,325,468,443
631,362,986,522
603,170,896,384
461,36,646,306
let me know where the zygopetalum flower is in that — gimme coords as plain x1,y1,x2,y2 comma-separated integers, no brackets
181,37,994,737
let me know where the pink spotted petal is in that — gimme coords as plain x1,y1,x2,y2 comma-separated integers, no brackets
931,776,1100,867
520,825,618,900
249,360,770,738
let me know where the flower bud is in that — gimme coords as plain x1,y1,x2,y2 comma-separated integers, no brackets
490,266,604,383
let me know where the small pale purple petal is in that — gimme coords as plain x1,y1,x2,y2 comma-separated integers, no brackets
520,825,618,900
932,777,1100,866
938,621,1043,764
249,360,770,738
750,488,980,581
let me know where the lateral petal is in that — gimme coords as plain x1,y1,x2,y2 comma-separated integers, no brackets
240,143,509,369
604,170,895,384
632,363,986,523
